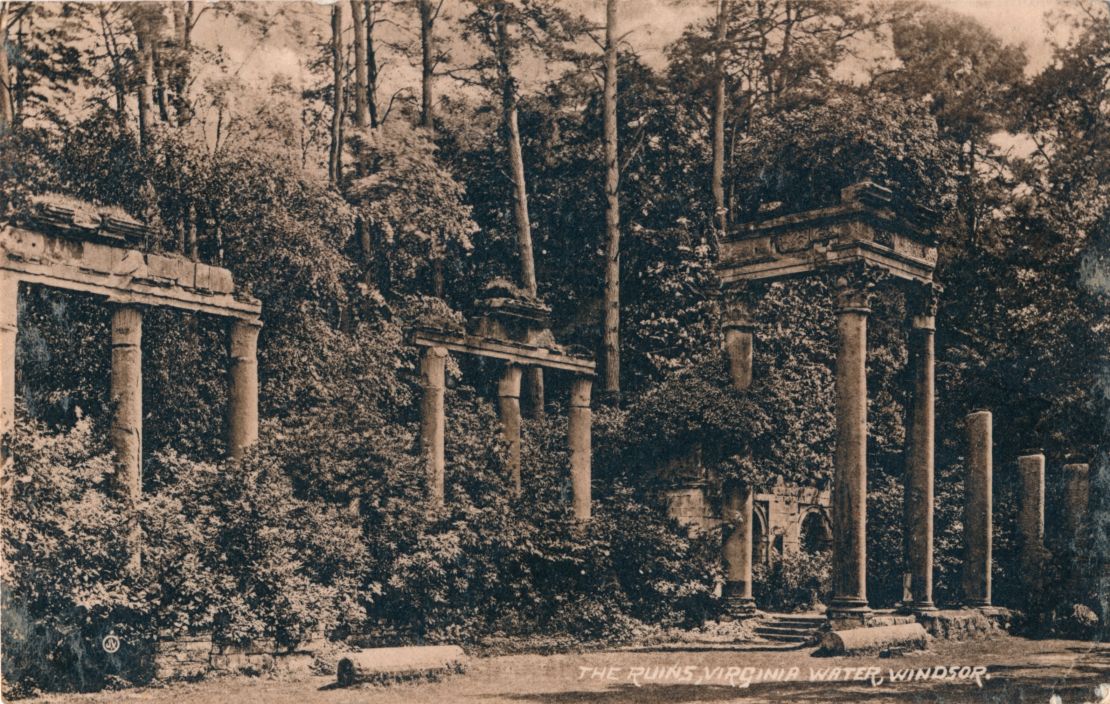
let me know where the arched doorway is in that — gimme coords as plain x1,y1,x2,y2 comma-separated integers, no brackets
753,505,768,564
801,510,832,554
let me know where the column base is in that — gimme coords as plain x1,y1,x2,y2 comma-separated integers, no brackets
901,600,938,614
962,599,993,609
722,596,757,619
722,582,757,619
826,598,871,629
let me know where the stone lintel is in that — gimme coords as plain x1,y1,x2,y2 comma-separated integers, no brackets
2,226,261,321
411,327,595,375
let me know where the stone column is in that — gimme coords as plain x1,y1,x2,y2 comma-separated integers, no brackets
110,304,143,575
568,376,592,521
829,276,871,621
1018,451,1047,591
722,482,756,615
962,410,993,607
420,346,448,510
0,274,16,482
498,363,523,495
721,296,755,391
1063,462,1090,554
904,287,938,612
227,320,261,461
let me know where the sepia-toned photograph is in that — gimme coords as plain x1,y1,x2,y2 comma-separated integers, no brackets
0,0,1107,701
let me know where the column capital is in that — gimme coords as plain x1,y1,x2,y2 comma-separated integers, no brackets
569,376,592,408
498,362,522,399
721,297,756,332
908,282,941,330
834,265,882,314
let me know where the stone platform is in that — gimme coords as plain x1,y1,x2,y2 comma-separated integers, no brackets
915,608,1013,640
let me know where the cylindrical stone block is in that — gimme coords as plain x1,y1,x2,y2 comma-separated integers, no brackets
1018,452,1046,588
420,347,448,510
0,274,16,482
227,320,261,461
904,315,936,611
110,304,143,575
830,284,870,616
722,482,755,611
962,410,992,606
568,376,592,521
498,363,523,495
1063,462,1090,554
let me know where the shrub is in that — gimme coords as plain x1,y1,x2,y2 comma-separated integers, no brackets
1,416,149,696
753,550,832,612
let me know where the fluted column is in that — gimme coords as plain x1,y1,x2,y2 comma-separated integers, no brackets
227,320,261,461
110,304,143,575
498,363,523,495
420,346,448,510
904,286,938,612
723,482,756,615
0,274,16,483
962,410,993,607
568,376,592,521
1018,451,1047,593
829,275,871,620
721,295,755,391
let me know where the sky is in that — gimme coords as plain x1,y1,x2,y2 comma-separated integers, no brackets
200,0,1071,98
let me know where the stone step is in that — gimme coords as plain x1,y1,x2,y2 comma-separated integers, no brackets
756,624,815,635
766,618,824,628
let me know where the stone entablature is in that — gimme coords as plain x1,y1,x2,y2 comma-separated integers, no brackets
2,221,260,321
717,182,938,287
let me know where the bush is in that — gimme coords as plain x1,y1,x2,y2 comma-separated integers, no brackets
753,550,832,612
1,416,149,696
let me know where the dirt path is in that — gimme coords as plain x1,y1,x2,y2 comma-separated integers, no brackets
22,636,1110,704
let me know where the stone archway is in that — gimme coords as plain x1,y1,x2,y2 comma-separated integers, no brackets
801,509,833,554
753,503,769,565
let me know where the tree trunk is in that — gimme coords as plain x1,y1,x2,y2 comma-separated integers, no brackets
350,0,370,129
328,2,344,186
364,0,379,127
711,0,729,241
98,6,128,127
170,1,194,125
419,0,435,133
600,0,621,405
0,3,12,132
495,3,542,415
136,20,157,152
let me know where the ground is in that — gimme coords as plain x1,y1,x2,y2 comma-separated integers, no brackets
19,635,1110,704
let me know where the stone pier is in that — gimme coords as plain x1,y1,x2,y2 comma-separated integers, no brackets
962,410,993,607
829,277,871,622
1063,462,1090,553
420,346,448,510
110,305,143,575
498,363,523,494
568,377,592,521
904,287,937,612
1018,452,1046,593
228,321,261,460
722,483,756,615
0,274,15,482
